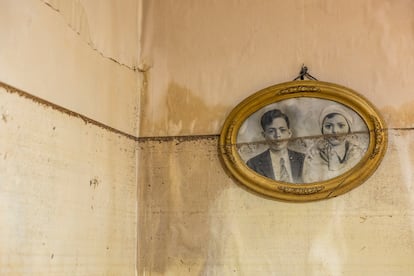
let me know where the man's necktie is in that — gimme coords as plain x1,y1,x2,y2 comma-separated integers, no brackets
280,157,290,182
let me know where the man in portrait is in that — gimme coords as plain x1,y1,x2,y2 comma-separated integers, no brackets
246,109,305,183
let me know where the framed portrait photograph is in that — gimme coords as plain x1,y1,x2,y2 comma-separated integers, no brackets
219,81,387,202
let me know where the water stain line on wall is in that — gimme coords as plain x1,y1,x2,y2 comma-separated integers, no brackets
0,81,218,142
0,81,412,145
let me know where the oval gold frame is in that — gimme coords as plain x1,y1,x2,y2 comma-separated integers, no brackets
219,80,387,202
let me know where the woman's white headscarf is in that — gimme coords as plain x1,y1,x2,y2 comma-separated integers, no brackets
319,105,353,131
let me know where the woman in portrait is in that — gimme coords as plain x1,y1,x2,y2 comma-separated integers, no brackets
302,105,365,183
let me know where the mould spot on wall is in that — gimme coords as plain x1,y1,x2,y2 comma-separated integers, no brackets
2,113,8,123
89,177,100,189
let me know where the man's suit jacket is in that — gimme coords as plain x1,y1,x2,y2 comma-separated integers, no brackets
246,149,305,183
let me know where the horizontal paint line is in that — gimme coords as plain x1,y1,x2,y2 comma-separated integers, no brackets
137,134,219,143
389,127,414,131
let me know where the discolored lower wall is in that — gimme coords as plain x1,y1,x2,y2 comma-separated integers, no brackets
138,131,414,275
138,1,414,274
0,86,137,275
0,0,141,273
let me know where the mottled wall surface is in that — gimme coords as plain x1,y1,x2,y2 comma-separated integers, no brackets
0,0,141,274
0,86,137,275
139,134,414,275
139,0,414,275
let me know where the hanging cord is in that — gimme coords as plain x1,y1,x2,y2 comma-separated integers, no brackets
293,64,318,81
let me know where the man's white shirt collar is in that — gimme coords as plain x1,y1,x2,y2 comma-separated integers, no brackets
269,149,292,182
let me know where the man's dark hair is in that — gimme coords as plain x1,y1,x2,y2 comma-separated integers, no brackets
260,109,290,130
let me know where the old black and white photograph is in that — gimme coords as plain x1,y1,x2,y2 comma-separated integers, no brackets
237,98,369,183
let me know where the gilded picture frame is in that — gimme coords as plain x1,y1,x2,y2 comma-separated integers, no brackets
219,80,387,202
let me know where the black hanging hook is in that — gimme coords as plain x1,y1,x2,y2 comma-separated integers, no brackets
293,64,318,81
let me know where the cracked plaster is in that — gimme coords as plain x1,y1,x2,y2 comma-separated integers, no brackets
41,0,141,70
